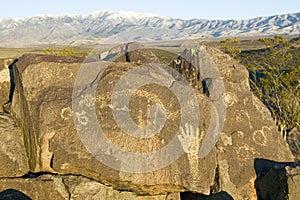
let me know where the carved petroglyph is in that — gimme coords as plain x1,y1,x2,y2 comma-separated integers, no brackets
220,132,233,146
40,131,56,172
178,123,203,179
60,107,72,121
178,123,200,153
224,92,237,107
79,94,95,108
236,144,257,162
235,110,253,129
75,111,89,126
252,127,269,146
236,131,245,139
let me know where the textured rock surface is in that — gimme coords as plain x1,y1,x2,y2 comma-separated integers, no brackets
255,165,300,200
0,58,13,111
178,47,295,199
0,112,29,177
64,175,180,200
210,47,294,199
101,42,160,63
10,46,295,199
287,128,300,161
11,53,216,195
0,175,69,200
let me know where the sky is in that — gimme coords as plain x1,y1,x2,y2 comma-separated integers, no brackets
0,0,299,20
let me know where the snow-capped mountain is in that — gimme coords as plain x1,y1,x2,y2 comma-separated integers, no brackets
0,10,300,47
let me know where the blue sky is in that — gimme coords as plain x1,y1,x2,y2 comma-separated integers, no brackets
0,0,299,20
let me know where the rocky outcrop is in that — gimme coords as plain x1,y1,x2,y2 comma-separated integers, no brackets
64,176,179,200
3,45,296,199
0,58,14,112
287,128,300,161
255,161,300,200
11,53,216,195
0,113,29,177
101,42,160,63
0,175,69,199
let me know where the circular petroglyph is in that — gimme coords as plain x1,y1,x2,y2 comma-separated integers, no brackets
252,127,268,146
236,131,245,139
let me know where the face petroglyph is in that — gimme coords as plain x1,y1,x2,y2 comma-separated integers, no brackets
224,91,238,107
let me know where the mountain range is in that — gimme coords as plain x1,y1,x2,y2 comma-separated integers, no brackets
0,10,300,47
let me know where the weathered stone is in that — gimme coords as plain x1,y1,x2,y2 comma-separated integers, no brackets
102,42,161,63
0,175,69,200
63,175,180,200
180,191,233,200
0,58,13,112
204,47,294,200
64,175,136,200
287,166,300,200
255,164,300,200
11,53,216,195
10,46,295,199
0,112,29,177
287,127,300,161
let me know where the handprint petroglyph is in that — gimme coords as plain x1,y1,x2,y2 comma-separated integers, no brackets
178,123,200,153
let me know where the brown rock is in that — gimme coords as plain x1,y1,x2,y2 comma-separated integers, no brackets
63,175,180,200
287,166,300,200
102,42,160,63
0,58,14,112
0,175,69,200
287,127,300,161
255,164,300,200
0,112,29,177
11,53,215,195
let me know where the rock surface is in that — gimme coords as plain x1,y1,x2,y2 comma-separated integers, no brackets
0,58,13,111
64,175,180,200
8,46,295,199
255,164,300,200
101,42,161,64
11,53,216,195
0,112,29,177
0,175,69,200
287,127,300,161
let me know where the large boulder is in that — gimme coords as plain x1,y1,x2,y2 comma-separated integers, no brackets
204,47,294,199
287,127,300,161
255,162,300,200
0,175,69,200
64,175,179,200
0,113,29,177
11,53,216,195
101,42,160,63
10,46,294,199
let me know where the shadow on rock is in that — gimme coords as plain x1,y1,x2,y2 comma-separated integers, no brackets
254,158,300,200
180,191,234,200
0,189,31,200
2,58,18,114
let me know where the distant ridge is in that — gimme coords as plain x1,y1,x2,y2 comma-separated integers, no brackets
0,10,299,47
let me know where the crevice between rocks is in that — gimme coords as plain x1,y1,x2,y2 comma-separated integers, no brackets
61,177,71,200
210,163,220,194
50,154,54,169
